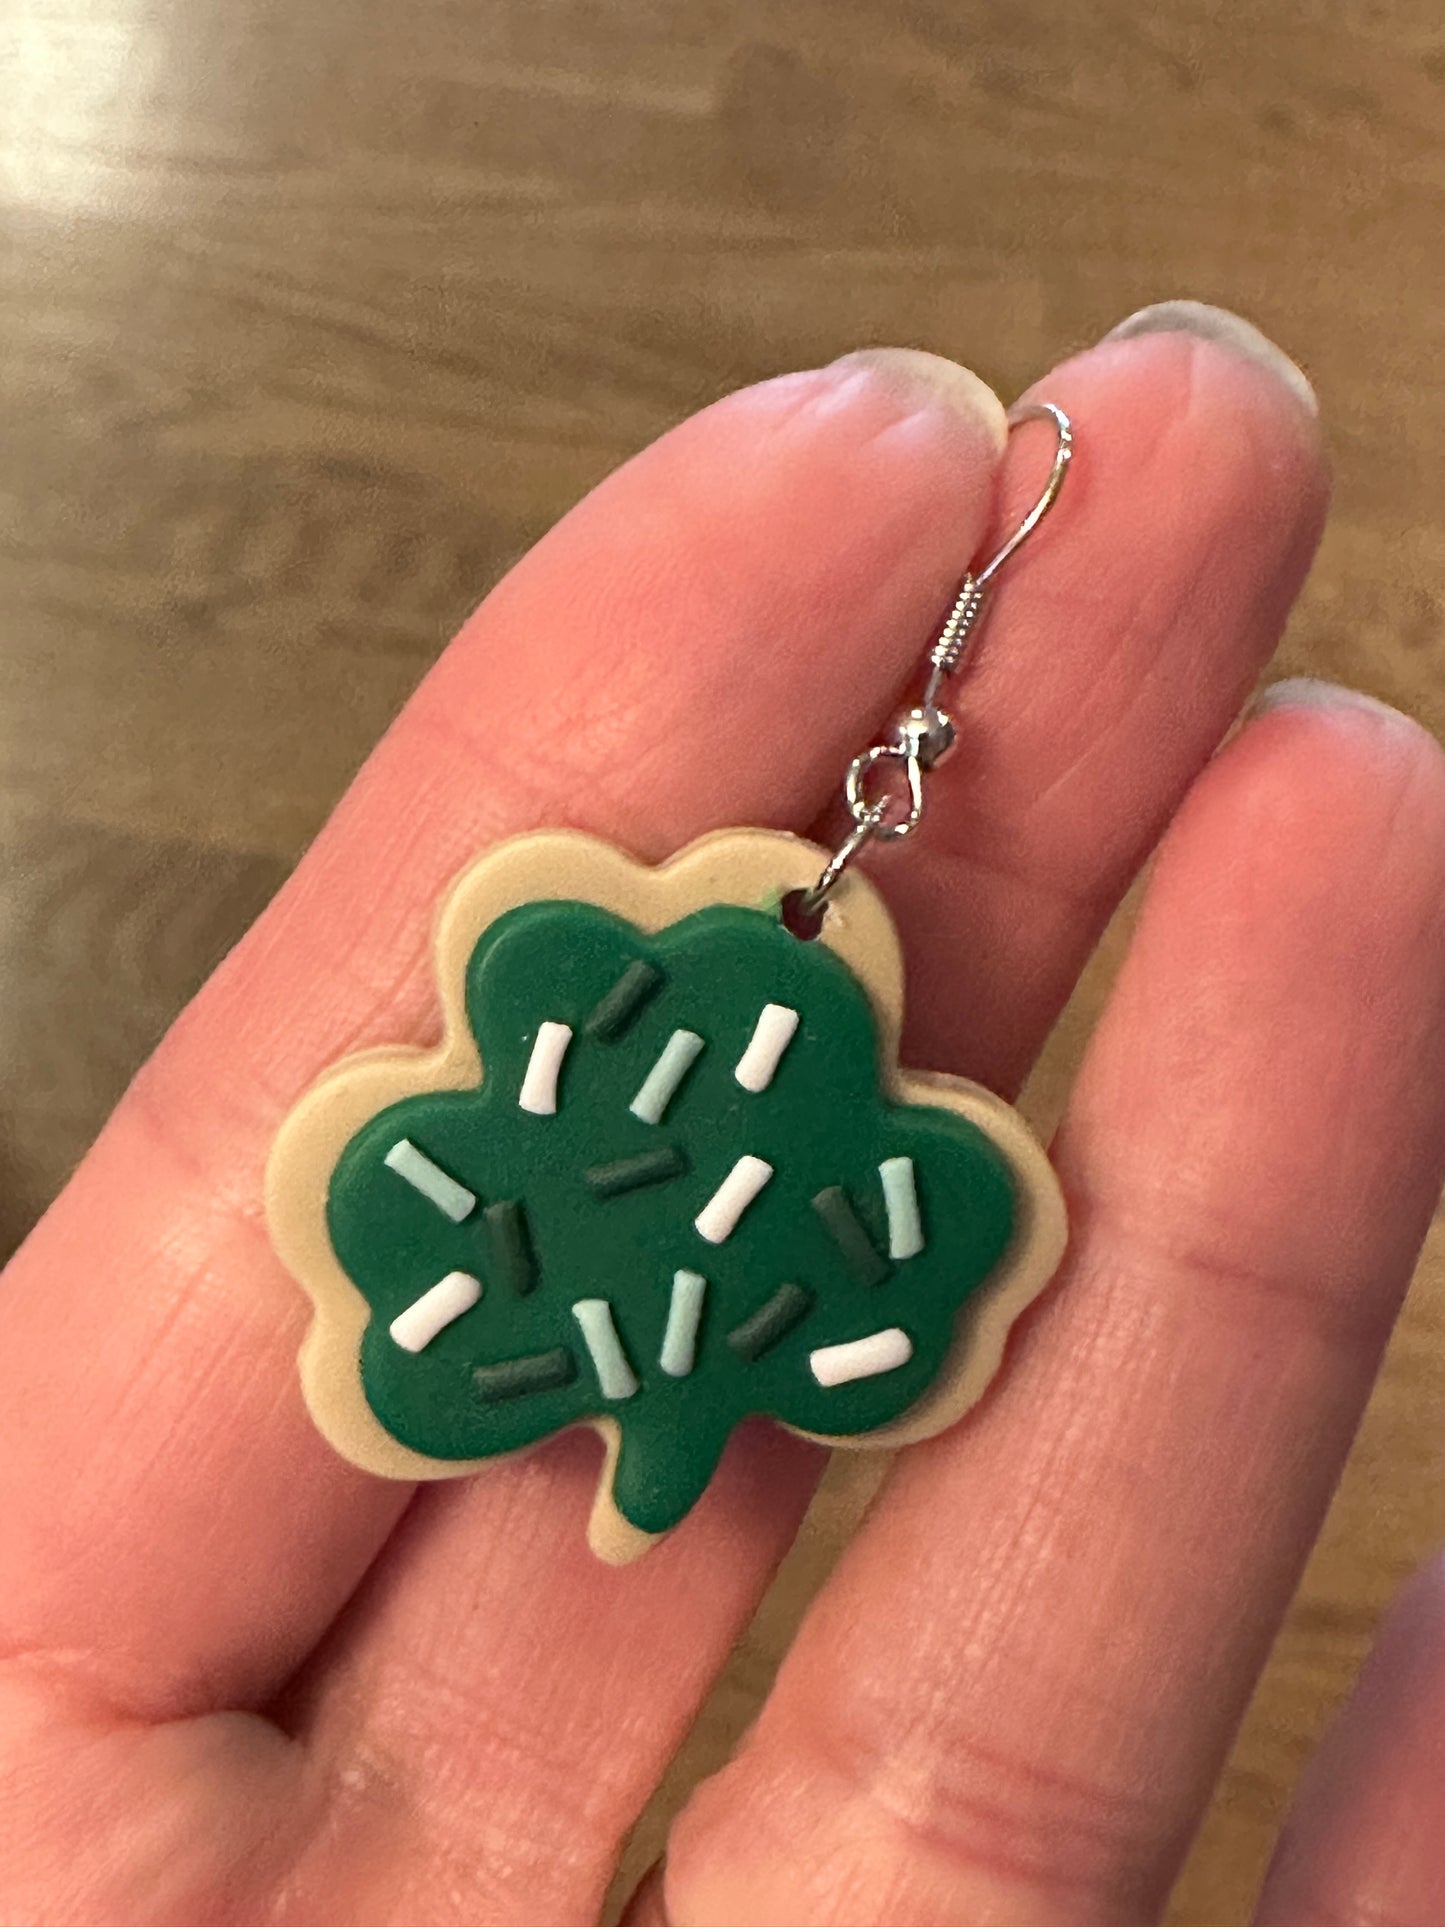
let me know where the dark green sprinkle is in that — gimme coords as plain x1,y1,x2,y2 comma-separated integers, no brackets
585,1144,688,1198
584,958,664,1041
727,1281,814,1362
812,1185,890,1287
474,1347,576,1402
485,1199,536,1296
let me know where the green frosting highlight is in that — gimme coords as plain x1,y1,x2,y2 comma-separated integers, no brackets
326,899,1017,1536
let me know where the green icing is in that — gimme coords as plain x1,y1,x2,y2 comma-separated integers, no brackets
326,899,1016,1536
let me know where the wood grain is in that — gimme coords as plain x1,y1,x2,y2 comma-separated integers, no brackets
2,2,1442,1919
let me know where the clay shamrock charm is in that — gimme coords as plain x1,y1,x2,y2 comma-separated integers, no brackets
267,830,1066,1562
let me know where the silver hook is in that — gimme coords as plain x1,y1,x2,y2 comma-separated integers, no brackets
973,400,1073,588
796,399,1074,922
920,399,1073,710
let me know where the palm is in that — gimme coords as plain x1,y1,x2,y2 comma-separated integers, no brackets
5,322,1444,1927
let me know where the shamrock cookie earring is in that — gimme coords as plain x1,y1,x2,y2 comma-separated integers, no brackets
267,402,1074,1563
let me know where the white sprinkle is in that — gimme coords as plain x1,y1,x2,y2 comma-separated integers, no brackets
810,1327,914,1387
572,1299,638,1400
880,1155,925,1259
383,1139,476,1222
518,1021,572,1115
695,1154,774,1244
734,1003,800,1093
389,1271,482,1352
630,1028,705,1125
659,1270,708,1377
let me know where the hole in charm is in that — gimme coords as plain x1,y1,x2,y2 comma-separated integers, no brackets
779,887,826,942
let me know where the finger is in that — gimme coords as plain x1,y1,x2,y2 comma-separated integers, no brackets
296,320,1330,1920
655,690,1445,1927
873,301,1328,1095
1254,1550,1445,1927
0,349,1008,1722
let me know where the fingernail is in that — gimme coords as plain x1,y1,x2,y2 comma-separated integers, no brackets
1255,677,1415,729
1102,300,1317,418
827,347,1008,452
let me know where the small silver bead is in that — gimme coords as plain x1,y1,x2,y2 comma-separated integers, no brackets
897,704,956,771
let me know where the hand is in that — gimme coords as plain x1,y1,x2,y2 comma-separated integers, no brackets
4,307,1444,1927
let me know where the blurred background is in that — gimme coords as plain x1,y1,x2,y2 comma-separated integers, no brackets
2,2,1443,1919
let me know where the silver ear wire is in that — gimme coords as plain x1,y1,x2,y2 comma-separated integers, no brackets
795,400,1073,923
975,401,1073,587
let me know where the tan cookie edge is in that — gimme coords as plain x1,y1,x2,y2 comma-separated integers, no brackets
265,827,1065,1551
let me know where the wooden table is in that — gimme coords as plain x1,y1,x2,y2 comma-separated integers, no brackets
3,4,1442,1919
